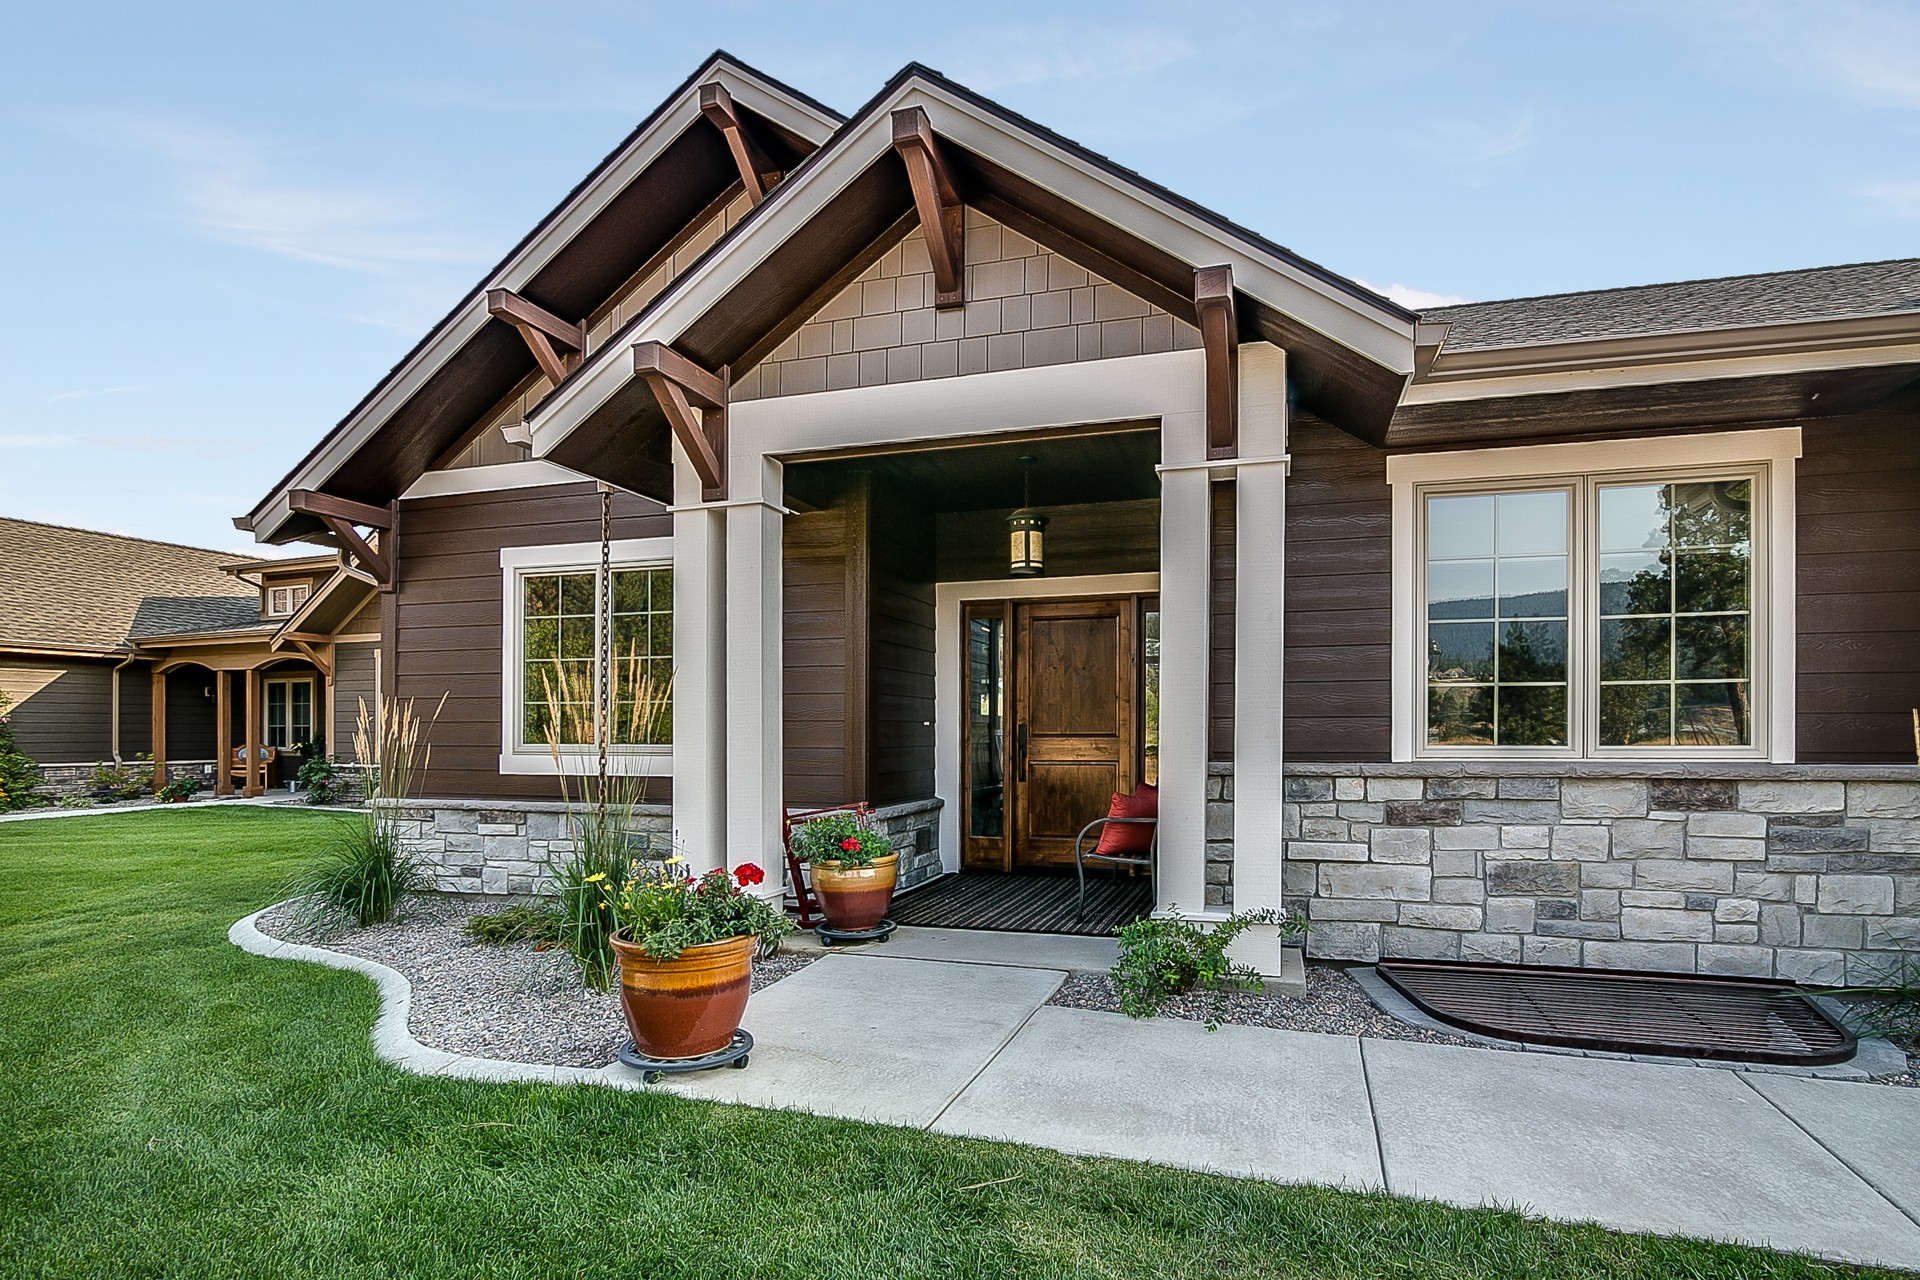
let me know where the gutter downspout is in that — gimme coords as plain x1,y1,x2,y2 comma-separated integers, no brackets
109,650,140,766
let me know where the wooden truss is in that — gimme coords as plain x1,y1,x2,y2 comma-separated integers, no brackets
289,490,395,591
699,82,783,205
485,288,585,387
891,107,965,309
1194,265,1239,459
634,342,729,501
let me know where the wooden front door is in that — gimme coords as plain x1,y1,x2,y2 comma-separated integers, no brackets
962,596,1139,871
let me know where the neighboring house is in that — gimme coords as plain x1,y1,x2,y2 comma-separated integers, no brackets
237,53,1919,980
0,518,380,795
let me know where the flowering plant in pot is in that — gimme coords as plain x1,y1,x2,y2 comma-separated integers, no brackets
790,805,898,931
594,858,792,1060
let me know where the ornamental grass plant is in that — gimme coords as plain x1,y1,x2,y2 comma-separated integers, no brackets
540,651,672,990
284,695,441,929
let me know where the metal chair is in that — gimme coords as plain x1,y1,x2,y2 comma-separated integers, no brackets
1073,815,1157,921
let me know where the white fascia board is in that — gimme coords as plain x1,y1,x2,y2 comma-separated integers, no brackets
401,460,595,500
530,76,1414,459
1402,339,1920,406
250,59,838,543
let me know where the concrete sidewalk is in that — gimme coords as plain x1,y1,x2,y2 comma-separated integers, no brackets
670,951,1920,1271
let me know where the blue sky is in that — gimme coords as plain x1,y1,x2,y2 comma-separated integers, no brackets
2,1,1916,553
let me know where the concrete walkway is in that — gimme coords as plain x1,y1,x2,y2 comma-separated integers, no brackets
229,910,1920,1271
681,951,1920,1271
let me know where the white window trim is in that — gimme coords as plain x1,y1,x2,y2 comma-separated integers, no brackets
266,583,311,617
263,675,316,749
499,537,674,777
1388,427,1800,763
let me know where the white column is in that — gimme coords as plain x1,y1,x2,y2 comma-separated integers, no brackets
672,449,727,875
726,451,786,899
1156,405,1212,917
1229,344,1291,974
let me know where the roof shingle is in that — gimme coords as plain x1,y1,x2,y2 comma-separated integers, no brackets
1424,258,1920,352
0,518,259,652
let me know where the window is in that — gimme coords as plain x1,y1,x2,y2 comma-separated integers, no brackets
266,583,311,617
1390,429,1797,760
499,537,676,769
519,566,672,747
264,677,314,749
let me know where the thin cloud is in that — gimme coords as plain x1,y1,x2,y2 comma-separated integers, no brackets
1669,0,1920,111
949,26,1200,92
1407,110,1537,179
44,384,162,402
78,117,495,273
1857,179,1920,220
1357,279,1471,310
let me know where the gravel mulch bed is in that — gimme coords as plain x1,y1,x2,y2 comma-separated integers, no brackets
254,895,816,1068
1048,965,1490,1049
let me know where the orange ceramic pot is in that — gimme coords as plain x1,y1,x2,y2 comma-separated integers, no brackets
609,930,755,1060
810,852,898,931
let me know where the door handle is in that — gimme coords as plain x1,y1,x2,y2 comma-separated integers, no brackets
1015,723,1028,782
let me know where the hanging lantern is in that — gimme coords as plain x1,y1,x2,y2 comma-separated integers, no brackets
1007,455,1047,577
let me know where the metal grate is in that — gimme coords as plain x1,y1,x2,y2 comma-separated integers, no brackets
888,871,1151,937
1375,959,1858,1065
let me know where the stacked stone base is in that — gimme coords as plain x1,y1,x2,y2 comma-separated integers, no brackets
394,796,943,898
1258,763,1918,985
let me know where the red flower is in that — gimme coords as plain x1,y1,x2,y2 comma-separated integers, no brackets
734,863,765,887
839,837,861,852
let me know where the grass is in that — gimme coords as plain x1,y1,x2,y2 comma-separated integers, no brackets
0,809,1899,1280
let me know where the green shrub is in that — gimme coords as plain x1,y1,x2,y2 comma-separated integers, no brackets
0,693,44,811
464,903,562,945
297,756,343,805
156,776,202,804
88,755,152,801
1110,907,1304,1028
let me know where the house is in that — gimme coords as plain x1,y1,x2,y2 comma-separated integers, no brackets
0,517,380,796
236,53,1919,980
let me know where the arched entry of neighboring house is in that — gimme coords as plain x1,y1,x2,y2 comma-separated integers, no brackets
150,651,325,798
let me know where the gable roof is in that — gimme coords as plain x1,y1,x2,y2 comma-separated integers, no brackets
524,63,1418,489
0,518,258,656
1425,258,1920,353
240,51,842,546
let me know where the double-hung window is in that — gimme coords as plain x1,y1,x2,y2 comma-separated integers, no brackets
1392,430,1797,760
500,538,674,772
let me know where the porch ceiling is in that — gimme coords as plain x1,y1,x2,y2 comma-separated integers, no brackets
782,425,1160,513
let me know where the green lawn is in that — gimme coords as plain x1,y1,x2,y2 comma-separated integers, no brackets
0,809,1896,1279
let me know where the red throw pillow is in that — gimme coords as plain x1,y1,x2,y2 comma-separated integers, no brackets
1093,784,1157,857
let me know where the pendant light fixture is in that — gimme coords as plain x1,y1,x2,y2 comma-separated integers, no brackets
1007,455,1047,577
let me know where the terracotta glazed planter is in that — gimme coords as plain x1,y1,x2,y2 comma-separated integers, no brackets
810,852,898,931
609,930,755,1060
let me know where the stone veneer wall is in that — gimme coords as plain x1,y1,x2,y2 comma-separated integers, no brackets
397,796,943,897
1211,763,1918,984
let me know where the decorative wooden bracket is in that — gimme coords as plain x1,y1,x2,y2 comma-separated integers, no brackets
287,637,334,680
634,342,729,502
699,82,782,205
486,289,585,387
289,490,394,590
1194,265,1239,460
891,107,964,310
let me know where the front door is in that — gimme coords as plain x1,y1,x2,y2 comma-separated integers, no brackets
962,596,1144,870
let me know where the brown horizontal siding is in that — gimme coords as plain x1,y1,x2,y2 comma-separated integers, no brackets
1285,414,1393,761
1795,405,1920,762
392,481,671,801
